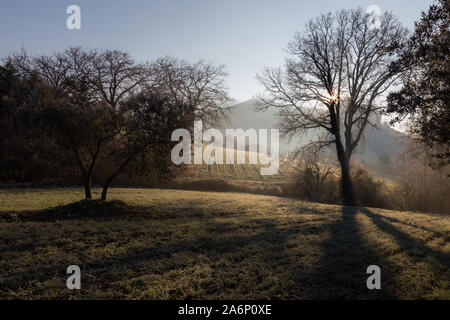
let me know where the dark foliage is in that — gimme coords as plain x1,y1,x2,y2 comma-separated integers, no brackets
0,48,228,200
387,0,450,165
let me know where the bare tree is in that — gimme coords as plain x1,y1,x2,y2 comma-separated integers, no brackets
90,49,150,107
151,57,230,127
257,8,408,205
99,92,194,200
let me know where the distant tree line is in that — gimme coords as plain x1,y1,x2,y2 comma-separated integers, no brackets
0,48,229,200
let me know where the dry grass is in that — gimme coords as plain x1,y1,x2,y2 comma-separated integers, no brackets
0,188,449,299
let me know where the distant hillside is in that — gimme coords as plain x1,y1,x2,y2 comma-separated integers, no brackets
224,99,407,171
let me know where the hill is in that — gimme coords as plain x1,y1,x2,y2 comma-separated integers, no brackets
170,99,405,194
0,188,448,299
225,99,406,171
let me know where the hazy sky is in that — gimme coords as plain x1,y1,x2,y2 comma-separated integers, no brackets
0,0,434,101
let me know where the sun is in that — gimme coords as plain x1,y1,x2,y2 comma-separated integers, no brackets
329,93,339,103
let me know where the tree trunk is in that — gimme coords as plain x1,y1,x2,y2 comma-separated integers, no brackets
100,184,108,201
329,102,356,206
337,146,356,206
101,169,120,201
100,175,114,201
84,183,92,200
83,175,92,200
101,152,137,201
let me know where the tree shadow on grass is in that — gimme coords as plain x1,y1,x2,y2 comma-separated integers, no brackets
368,212,449,241
0,205,396,299
0,199,230,222
78,206,423,299
0,216,300,298
361,208,450,270
2,202,447,299
298,206,398,299
0,200,138,222
62,208,400,299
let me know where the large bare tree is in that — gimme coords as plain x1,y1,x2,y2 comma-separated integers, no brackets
257,8,408,205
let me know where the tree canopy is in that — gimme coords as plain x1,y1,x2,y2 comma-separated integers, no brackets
387,0,450,166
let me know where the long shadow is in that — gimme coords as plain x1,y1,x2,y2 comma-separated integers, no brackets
0,205,394,299
0,216,300,297
4,201,447,299
83,219,301,273
361,208,450,269
299,206,397,299
0,200,140,222
372,214,449,240
0,199,232,223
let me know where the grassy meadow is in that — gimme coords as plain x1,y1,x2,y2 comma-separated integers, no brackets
0,187,449,299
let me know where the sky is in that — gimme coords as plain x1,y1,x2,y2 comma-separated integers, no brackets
0,0,434,101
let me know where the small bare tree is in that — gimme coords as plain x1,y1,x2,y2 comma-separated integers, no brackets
257,8,408,205
99,92,194,200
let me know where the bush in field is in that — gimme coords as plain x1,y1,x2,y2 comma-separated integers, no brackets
289,152,390,207
390,144,450,214
290,153,340,204
292,166,340,204
352,166,389,209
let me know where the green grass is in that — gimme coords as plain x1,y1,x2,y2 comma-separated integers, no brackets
0,188,449,299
